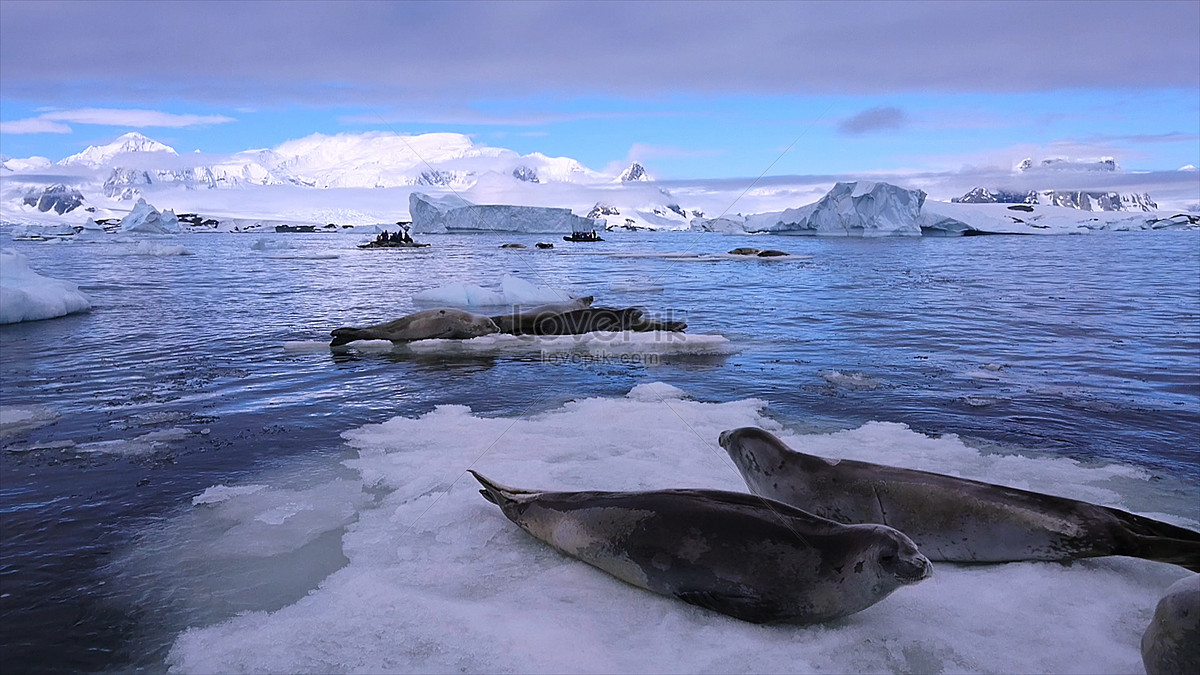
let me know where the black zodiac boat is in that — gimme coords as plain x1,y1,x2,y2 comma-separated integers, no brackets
359,229,430,248
564,230,604,242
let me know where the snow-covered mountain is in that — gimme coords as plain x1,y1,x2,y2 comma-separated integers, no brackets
26,131,615,199
619,162,650,182
953,187,1157,212
60,132,178,167
1016,156,1118,172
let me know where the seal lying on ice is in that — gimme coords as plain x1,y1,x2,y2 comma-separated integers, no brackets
489,296,594,334
1142,573,1199,675
719,427,1200,570
469,471,932,624
329,309,498,346
495,305,686,335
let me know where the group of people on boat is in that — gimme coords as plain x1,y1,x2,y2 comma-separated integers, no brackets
564,229,603,242
374,227,415,245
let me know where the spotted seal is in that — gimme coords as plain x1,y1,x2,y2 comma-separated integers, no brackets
470,471,931,623
720,427,1200,569
330,308,498,346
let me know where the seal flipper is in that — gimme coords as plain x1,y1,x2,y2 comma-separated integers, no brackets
330,327,366,347
468,470,540,508
674,589,786,624
1111,509,1200,571
1131,535,1200,572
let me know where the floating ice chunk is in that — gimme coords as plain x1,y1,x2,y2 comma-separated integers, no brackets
130,241,191,256
819,369,883,390
119,198,180,234
626,382,688,401
0,405,59,438
194,484,270,506
250,238,294,251
75,427,192,456
72,219,109,243
0,249,92,323
190,478,367,558
413,274,574,307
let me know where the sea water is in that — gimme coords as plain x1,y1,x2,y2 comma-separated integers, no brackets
0,229,1197,672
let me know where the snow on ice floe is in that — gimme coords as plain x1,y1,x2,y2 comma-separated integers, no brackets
404,330,733,357
283,330,733,358
158,383,1194,674
413,274,575,306
0,249,91,323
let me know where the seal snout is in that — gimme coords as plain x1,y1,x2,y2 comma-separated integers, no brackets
718,429,733,448
893,553,934,584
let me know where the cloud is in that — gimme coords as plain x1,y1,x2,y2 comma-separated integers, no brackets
1,108,234,136
0,117,71,134
1,2,1195,105
39,108,234,127
838,107,907,135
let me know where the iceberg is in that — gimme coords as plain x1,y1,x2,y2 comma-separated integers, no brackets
119,198,180,234
0,249,92,323
409,192,603,234
691,181,1193,236
691,182,926,236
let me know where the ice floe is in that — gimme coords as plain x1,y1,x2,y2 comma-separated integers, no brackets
156,384,1194,673
0,249,92,323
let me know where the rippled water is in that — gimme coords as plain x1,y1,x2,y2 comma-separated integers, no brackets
1,229,1198,671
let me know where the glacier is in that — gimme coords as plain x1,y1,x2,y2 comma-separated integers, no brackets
409,192,603,234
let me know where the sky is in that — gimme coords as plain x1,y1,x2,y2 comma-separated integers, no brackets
1,0,1198,181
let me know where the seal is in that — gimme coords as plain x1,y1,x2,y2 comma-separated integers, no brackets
1142,573,1199,675
469,470,932,624
490,296,593,334
498,306,686,335
330,308,498,346
719,427,1200,569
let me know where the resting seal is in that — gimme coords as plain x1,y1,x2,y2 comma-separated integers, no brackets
1142,573,1199,675
330,309,498,346
470,471,931,624
720,427,1200,569
490,296,594,334
495,305,686,335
